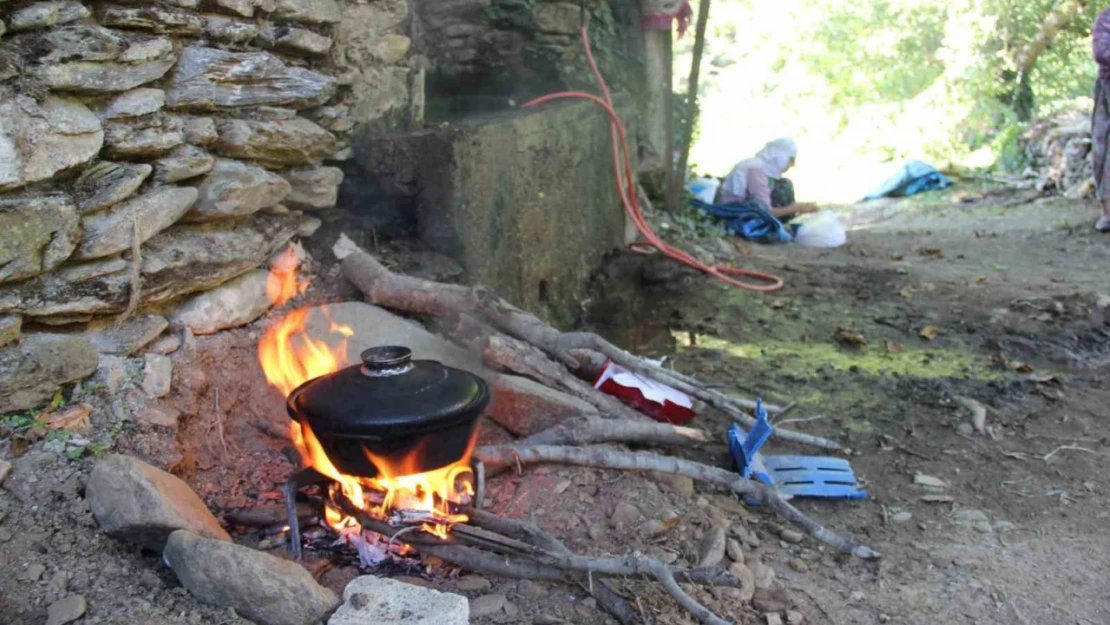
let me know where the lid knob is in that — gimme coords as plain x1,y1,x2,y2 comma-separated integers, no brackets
360,346,414,377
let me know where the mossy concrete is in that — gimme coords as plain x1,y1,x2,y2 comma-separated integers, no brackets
356,99,631,325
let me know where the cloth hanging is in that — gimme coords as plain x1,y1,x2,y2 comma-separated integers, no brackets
642,0,692,35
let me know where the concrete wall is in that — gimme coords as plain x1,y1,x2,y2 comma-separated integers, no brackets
356,99,631,325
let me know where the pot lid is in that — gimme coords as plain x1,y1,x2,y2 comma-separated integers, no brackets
288,346,488,439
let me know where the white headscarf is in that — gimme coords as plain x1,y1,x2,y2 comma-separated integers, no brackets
755,138,798,178
719,137,798,202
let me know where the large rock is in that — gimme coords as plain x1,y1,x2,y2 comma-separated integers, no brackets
214,118,336,165
20,26,177,93
142,352,172,397
0,196,80,283
281,166,343,209
269,0,342,24
533,3,580,34
174,115,218,146
215,0,254,17
103,114,185,158
99,5,204,36
9,1,89,32
74,187,198,260
0,257,131,318
0,314,20,348
164,529,339,625
86,454,230,550
97,88,166,120
0,214,301,317
156,145,215,183
300,302,485,373
0,334,97,412
201,14,259,44
37,57,177,94
186,158,290,221
171,269,271,335
120,37,175,63
165,47,337,111
485,374,596,436
329,576,468,625
139,213,301,303
267,26,334,56
298,302,587,432
85,314,168,355
0,92,103,191
74,162,153,214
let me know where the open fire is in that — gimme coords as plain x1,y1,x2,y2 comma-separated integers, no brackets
257,247,477,547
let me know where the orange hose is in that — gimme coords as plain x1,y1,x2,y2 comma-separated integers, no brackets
522,26,784,292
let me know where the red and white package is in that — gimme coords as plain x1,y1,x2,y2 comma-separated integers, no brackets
593,359,696,425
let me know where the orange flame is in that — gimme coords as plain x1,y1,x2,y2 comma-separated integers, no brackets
257,260,474,540
267,245,309,307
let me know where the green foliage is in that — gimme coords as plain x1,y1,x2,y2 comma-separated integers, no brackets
793,0,948,107
992,120,1030,172
670,191,731,238
770,0,1099,167
1,412,37,433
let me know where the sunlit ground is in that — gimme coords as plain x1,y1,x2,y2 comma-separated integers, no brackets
675,0,1092,205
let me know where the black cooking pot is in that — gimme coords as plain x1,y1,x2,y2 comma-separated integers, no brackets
286,345,489,479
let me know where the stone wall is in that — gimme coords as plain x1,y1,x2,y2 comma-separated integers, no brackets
411,0,645,120
0,0,413,412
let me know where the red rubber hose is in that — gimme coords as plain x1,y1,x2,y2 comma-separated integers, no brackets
522,25,784,292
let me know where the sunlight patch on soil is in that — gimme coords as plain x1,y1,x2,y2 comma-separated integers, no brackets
677,333,1001,381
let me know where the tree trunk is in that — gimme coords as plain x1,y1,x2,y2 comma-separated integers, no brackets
675,0,712,202
1005,1,1085,121
1014,1,1087,77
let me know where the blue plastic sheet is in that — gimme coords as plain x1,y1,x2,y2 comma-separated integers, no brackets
864,160,951,200
690,199,793,244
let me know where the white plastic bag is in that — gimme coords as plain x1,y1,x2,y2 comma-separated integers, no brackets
793,209,846,248
687,177,720,204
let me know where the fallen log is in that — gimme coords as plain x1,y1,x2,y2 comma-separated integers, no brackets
520,416,715,447
451,314,653,424
336,241,839,450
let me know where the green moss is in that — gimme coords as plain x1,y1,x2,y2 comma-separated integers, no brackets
681,334,1000,381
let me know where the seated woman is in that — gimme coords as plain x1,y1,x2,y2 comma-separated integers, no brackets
718,138,817,220
1092,7,1110,231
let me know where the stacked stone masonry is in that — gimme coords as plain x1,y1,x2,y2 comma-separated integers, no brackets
0,0,414,412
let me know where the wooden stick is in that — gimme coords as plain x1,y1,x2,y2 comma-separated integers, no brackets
664,26,677,214
475,444,879,559
467,510,638,625
451,315,651,424
521,416,714,447
675,0,712,209
339,247,838,450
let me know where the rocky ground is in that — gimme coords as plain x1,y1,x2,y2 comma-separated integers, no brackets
2,186,1110,625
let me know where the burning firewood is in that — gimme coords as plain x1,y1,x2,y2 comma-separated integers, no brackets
246,236,876,625
331,492,745,625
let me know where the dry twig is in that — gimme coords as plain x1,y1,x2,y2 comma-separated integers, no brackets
116,204,143,325
1042,445,1100,463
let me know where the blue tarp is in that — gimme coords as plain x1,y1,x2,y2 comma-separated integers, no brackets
690,199,794,243
864,160,951,200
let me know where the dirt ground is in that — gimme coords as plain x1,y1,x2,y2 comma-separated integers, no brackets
2,187,1108,625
